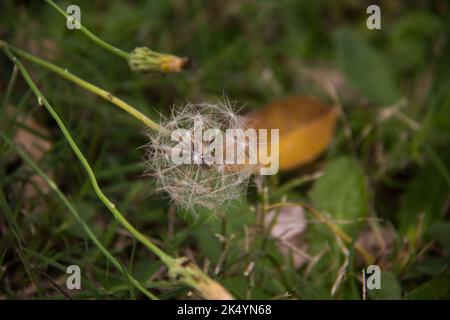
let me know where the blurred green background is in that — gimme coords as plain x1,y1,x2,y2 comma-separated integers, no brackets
0,0,449,299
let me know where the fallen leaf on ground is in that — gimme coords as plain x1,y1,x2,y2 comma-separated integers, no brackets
265,205,309,269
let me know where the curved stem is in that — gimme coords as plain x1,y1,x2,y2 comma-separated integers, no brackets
2,45,233,299
1,133,158,300
46,0,129,60
1,41,165,133
3,45,171,265
45,0,190,74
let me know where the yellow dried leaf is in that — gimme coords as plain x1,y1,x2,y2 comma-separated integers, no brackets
248,96,339,171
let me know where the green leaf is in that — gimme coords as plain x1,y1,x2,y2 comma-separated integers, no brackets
405,274,450,300
398,162,449,240
368,271,402,300
406,257,450,278
389,11,442,73
310,157,368,236
191,224,222,264
428,222,450,252
335,28,401,105
131,259,161,283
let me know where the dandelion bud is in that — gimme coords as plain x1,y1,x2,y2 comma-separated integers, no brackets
129,47,191,73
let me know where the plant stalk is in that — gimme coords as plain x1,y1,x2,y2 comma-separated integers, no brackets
46,0,129,60
2,45,232,299
0,133,158,300
0,40,165,133
45,0,190,74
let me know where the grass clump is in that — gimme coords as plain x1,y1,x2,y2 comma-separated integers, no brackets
0,0,449,300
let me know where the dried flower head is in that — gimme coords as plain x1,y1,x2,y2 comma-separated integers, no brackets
145,101,253,215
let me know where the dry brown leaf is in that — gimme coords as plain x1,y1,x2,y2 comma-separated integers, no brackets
11,112,52,199
13,117,51,161
265,205,309,269
265,205,307,240
248,96,339,171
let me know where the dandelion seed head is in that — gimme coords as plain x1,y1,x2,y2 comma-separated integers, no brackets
145,100,253,216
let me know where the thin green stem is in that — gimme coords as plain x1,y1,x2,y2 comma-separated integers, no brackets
271,171,323,199
46,0,129,60
45,0,190,74
0,133,158,300
0,41,164,133
2,43,233,300
2,45,172,265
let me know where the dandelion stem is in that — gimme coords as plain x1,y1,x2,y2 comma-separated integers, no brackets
0,133,158,300
45,0,129,60
2,45,232,299
1,41,164,133
45,0,190,74
2,45,171,263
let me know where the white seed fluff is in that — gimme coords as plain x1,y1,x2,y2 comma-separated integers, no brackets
145,101,253,216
